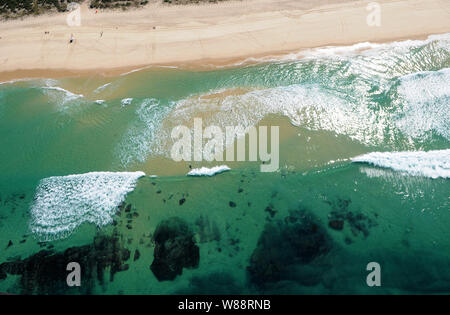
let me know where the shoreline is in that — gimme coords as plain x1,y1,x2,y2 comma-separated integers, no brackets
1,0,449,81
0,32,445,83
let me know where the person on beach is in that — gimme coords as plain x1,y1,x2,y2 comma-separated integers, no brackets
69,34,74,44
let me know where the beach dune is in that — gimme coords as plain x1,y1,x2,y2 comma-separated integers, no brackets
0,0,449,80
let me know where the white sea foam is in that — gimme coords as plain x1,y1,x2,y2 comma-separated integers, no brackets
93,82,111,93
0,78,34,86
120,65,178,76
121,98,133,106
41,83,84,111
301,35,448,58
30,171,145,241
219,33,450,67
120,66,153,76
43,86,84,101
187,165,230,176
359,166,396,179
352,150,450,179
395,68,450,141
116,98,172,166
157,83,389,148
95,99,105,105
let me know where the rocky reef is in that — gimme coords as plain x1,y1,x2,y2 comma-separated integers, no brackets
247,209,333,289
0,232,130,294
150,217,200,281
325,197,377,240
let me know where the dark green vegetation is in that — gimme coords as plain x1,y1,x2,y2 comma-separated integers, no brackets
0,0,148,19
89,0,148,10
0,0,81,19
0,0,227,19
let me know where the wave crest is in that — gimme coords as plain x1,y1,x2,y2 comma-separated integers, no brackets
30,171,145,241
352,150,450,179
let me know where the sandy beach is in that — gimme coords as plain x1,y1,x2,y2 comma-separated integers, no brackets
0,0,449,80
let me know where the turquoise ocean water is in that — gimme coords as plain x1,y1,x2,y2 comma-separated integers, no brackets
0,34,449,294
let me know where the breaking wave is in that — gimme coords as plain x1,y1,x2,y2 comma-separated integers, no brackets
41,81,85,111
223,33,450,67
42,86,83,102
187,165,231,177
121,98,133,107
352,149,450,179
29,171,145,241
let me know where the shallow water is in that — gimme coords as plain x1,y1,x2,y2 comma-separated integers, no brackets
0,34,449,294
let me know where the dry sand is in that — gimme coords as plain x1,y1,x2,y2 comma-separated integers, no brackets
0,0,449,80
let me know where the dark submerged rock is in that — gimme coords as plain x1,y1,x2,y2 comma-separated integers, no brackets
0,233,130,294
328,220,344,231
229,238,239,246
134,249,140,261
229,201,236,208
247,209,332,289
326,197,377,238
150,217,199,281
265,205,277,218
